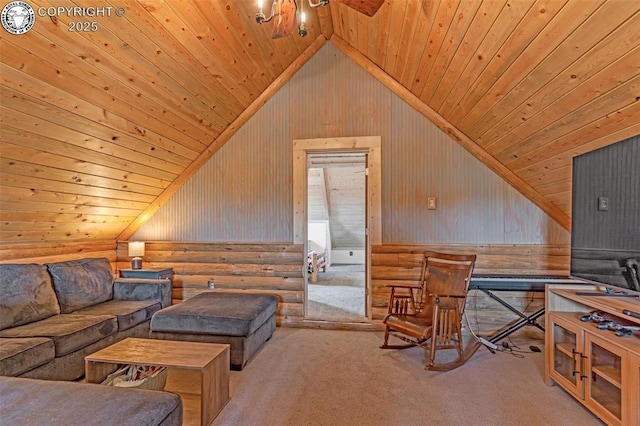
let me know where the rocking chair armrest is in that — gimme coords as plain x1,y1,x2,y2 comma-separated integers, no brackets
387,286,421,315
387,284,421,300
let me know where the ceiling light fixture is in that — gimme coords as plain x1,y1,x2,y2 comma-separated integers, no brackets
256,0,329,38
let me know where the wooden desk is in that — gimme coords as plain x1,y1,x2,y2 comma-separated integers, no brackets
85,338,230,425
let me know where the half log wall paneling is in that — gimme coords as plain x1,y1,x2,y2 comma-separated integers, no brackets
117,241,569,329
0,240,116,268
115,242,305,326
371,244,570,325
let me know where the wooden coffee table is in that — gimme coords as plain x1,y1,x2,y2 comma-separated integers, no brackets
85,338,230,426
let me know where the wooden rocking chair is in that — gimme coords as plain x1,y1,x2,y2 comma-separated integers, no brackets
380,251,479,371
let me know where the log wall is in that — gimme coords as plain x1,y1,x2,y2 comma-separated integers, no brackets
0,239,568,332
113,241,569,331
371,244,570,328
115,241,305,326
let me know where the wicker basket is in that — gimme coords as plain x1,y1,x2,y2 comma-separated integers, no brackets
101,365,167,390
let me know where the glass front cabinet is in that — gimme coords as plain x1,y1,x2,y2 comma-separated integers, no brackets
630,354,640,426
585,332,624,424
548,312,637,426
546,288,640,426
549,314,585,399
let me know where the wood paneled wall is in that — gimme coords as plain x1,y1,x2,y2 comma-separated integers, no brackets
331,1,640,224
370,243,569,322
2,1,637,247
0,240,116,267
130,84,294,242
384,95,570,243
132,43,568,246
115,241,304,325
117,241,568,328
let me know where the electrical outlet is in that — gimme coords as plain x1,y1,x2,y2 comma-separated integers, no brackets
427,196,437,210
597,196,609,211
207,279,215,289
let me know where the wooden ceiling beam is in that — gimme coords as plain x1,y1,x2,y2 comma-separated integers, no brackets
330,34,571,231
117,35,327,241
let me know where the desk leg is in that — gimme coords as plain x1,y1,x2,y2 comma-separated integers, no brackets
480,289,545,343
488,307,545,343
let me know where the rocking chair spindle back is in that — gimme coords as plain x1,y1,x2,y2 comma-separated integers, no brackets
380,251,478,371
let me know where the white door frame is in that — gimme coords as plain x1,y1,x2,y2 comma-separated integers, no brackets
293,136,381,320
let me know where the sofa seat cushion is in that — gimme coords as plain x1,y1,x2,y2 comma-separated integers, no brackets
151,293,278,337
0,337,55,377
0,377,183,426
46,258,114,313
74,300,162,331
0,264,60,330
0,314,117,356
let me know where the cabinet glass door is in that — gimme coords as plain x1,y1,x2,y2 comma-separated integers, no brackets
585,333,624,425
550,315,584,397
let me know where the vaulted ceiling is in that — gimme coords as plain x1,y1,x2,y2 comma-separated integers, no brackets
1,0,638,243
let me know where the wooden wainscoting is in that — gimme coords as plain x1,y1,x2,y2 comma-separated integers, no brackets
115,241,305,325
371,244,570,322
113,241,569,330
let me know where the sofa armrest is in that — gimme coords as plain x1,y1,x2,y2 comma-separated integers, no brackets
113,278,172,309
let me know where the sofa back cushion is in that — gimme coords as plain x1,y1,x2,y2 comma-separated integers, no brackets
47,258,114,313
0,264,61,330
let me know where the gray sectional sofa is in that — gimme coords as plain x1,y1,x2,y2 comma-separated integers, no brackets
0,257,171,381
0,376,183,426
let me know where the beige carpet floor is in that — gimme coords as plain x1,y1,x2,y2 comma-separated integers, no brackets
211,328,602,426
307,264,366,322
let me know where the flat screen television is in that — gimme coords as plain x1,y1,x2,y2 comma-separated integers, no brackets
570,135,640,296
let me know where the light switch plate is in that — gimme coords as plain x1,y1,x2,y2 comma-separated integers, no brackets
427,197,437,210
597,196,609,211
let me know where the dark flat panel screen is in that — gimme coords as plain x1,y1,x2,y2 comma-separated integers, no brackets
570,135,640,292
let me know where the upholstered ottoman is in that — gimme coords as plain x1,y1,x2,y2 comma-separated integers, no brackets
150,293,278,370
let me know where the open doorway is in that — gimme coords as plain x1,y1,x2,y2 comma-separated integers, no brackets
293,136,381,325
306,153,366,322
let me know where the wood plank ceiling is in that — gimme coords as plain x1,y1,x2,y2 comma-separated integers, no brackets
1,0,638,243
